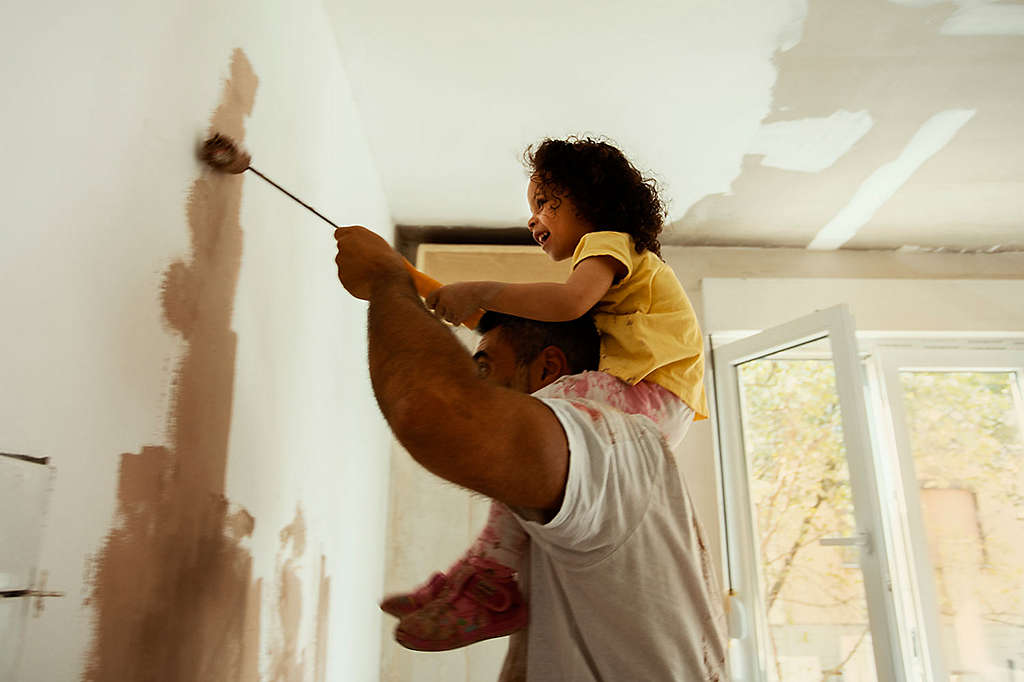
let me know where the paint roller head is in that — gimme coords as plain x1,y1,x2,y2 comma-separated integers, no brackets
199,133,251,174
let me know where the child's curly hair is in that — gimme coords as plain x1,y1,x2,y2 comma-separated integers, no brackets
524,137,665,257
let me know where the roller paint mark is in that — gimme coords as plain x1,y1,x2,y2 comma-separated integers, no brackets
267,509,332,682
84,49,261,682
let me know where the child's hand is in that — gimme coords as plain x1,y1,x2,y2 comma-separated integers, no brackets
425,282,493,325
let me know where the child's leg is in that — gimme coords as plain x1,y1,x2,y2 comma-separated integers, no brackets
464,499,530,569
379,500,528,619
394,501,528,651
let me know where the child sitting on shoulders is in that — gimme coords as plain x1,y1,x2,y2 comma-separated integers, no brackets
381,136,708,652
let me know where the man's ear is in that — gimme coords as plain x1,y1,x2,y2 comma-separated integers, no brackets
533,345,571,391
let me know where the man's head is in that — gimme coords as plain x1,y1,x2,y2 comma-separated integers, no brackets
473,312,600,393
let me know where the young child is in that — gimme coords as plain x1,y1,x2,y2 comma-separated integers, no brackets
382,136,708,651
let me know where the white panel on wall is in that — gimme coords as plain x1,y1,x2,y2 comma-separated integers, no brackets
1,599,32,682
0,453,54,682
0,454,53,591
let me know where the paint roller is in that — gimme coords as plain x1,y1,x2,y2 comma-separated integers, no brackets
198,133,484,329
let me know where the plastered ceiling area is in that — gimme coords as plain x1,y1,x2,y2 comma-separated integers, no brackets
327,0,1023,253
674,0,1024,252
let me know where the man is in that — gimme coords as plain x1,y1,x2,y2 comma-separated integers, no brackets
335,226,727,681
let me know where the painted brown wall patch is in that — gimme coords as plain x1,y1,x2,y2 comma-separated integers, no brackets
85,48,261,682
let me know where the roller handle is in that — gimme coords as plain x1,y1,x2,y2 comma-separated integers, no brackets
401,259,485,330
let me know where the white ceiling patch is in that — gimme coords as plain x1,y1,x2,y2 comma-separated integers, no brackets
942,2,1024,35
749,109,874,173
887,0,1024,35
807,109,976,250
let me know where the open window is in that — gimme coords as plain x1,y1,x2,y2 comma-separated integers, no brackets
714,305,908,681
870,343,1024,681
713,305,1024,681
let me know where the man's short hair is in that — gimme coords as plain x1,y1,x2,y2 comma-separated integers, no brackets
476,312,600,375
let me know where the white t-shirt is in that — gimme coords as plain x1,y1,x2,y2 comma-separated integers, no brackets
507,396,728,681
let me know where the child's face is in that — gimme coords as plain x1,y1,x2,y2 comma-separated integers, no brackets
527,178,593,262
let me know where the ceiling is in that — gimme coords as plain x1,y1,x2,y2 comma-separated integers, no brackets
325,0,1023,252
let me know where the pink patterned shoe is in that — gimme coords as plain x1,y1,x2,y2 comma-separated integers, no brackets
380,571,448,618
395,556,527,651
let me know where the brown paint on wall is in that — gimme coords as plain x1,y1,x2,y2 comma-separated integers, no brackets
269,508,307,682
265,512,333,682
84,49,261,682
241,578,264,682
314,555,331,682
32,570,50,618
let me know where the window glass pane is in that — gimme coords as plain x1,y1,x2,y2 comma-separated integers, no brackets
899,371,1024,680
738,344,878,682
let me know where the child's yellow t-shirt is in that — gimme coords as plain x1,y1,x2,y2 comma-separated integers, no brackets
572,231,708,420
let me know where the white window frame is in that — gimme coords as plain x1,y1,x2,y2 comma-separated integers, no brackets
712,304,903,682
866,340,1024,681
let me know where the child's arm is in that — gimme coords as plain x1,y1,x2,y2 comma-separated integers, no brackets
426,256,625,324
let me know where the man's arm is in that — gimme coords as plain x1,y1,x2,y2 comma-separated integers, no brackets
336,226,569,510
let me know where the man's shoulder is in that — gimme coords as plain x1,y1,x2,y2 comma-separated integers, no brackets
536,393,667,460
517,395,671,555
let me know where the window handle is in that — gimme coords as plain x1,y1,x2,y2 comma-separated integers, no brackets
820,532,873,553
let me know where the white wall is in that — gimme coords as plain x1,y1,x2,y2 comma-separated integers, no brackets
1,1,393,680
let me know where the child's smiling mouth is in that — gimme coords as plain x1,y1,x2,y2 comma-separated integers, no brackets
533,230,550,246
